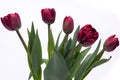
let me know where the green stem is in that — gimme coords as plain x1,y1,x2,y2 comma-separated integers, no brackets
64,34,68,43
16,30,36,80
16,30,30,56
48,24,51,60
65,43,82,61
83,49,105,79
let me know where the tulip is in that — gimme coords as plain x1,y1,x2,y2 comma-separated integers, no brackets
1,13,21,31
103,35,119,52
77,24,99,47
41,8,56,24
63,16,74,34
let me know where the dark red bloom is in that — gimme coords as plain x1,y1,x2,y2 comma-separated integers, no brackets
41,8,56,24
103,35,119,52
77,24,99,47
63,16,74,34
1,13,21,31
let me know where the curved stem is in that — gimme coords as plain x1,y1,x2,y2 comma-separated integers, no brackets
16,30,36,80
16,30,30,56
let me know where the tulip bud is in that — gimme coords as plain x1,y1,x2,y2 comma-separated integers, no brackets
1,13,21,31
41,8,56,24
63,16,74,34
77,24,99,47
103,35,119,52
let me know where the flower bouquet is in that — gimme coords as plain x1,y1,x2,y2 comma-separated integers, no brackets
1,8,119,80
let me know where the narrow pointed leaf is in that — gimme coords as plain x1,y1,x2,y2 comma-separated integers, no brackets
93,49,105,62
70,25,80,49
92,56,111,68
31,31,42,79
83,56,111,78
63,38,72,57
28,22,36,53
75,40,101,80
55,31,62,49
67,47,91,80
58,35,68,55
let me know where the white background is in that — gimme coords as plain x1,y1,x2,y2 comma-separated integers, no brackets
0,0,120,80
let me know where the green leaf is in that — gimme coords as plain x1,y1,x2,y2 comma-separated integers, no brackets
66,53,76,69
70,25,80,49
92,40,101,55
44,51,68,80
36,68,42,80
58,34,68,55
28,22,36,53
65,44,82,62
31,31,42,79
92,56,111,68
55,31,62,49
63,38,72,57
48,27,55,59
75,40,101,80
67,47,91,80
93,49,105,62
83,56,111,78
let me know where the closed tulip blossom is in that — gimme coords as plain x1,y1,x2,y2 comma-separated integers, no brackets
103,35,119,52
41,8,56,24
63,16,74,34
77,24,99,47
1,13,21,31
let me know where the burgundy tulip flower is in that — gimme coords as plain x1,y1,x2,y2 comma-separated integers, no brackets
41,8,56,24
77,24,99,47
63,16,74,34
103,35,119,52
1,13,21,31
